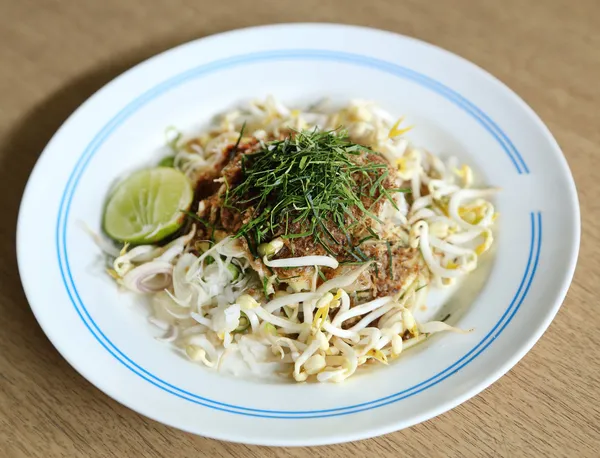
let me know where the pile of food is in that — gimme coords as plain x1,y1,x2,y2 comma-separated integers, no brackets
99,97,497,382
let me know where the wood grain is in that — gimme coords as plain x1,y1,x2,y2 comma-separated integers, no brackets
1,0,599,456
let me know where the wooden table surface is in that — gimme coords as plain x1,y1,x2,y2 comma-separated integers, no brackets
1,0,599,456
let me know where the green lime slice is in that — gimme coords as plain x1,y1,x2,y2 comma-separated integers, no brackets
103,167,193,244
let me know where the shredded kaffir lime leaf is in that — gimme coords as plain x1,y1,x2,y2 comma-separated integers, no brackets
223,129,409,256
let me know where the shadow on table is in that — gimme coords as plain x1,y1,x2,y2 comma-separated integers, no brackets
0,33,205,337
0,31,246,447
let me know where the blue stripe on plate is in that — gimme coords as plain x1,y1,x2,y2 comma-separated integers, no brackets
55,50,537,418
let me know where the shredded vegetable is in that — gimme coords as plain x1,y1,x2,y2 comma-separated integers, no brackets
100,97,497,383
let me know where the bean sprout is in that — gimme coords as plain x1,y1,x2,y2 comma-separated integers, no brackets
97,97,496,383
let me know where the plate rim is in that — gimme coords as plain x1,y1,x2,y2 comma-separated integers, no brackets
16,23,581,445
56,49,541,416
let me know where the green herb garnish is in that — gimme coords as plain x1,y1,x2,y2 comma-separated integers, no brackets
262,276,270,298
317,268,327,282
158,156,175,167
386,240,394,280
181,210,219,240
223,129,409,256
415,284,428,293
229,121,246,160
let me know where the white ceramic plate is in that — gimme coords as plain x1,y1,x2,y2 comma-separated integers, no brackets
17,24,579,446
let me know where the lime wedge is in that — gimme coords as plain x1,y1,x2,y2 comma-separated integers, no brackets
103,167,193,244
